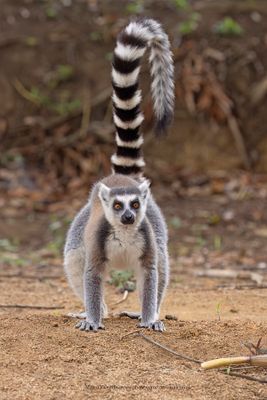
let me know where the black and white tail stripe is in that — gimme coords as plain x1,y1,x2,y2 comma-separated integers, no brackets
111,18,175,176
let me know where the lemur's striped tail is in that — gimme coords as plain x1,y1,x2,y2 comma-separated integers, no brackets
111,18,174,176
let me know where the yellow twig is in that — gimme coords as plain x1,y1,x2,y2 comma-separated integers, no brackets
201,354,267,370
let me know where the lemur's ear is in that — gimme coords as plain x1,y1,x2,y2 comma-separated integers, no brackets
138,179,151,200
98,183,111,204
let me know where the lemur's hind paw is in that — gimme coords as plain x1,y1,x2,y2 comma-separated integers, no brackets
119,311,141,320
75,320,105,332
138,320,165,332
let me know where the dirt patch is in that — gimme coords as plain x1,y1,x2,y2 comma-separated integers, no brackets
1,302,267,399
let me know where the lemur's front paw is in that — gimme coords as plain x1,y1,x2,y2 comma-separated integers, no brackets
138,320,165,332
75,320,105,332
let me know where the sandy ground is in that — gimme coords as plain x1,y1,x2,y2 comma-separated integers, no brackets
1,278,267,400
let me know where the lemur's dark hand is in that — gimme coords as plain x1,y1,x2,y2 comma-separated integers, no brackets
138,320,165,332
75,320,105,332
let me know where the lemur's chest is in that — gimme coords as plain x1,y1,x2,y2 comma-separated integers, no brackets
106,229,143,270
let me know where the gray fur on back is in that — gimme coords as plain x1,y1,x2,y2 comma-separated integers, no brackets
64,202,91,255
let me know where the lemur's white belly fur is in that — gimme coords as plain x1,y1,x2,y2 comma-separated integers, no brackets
106,229,143,271
64,229,143,302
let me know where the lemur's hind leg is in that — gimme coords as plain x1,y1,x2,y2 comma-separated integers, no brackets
121,252,169,324
119,311,141,319
157,249,169,316
64,247,85,301
101,300,108,318
64,247,108,324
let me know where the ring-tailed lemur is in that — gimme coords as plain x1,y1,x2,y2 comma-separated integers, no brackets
64,18,174,332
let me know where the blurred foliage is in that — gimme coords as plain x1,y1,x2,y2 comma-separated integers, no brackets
170,216,182,229
126,0,144,14
109,270,136,291
24,36,39,47
179,12,201,35
45,5,58,19
15,81,80,116
214,17,244,36
54,64,74,84
172,0,188,10
1,0,267,190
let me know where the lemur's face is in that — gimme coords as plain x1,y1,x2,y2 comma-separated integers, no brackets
98,180,150,228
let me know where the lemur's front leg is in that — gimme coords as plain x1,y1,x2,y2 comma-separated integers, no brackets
76,260,105,332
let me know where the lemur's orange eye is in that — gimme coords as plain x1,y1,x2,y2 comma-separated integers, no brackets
113,202,122,210
132,201,140,209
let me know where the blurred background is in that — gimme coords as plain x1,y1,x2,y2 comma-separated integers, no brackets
0,0,267,306
1,0,267,193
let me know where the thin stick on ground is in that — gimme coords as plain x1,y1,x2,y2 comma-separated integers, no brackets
138,333,202,364
0,304,65,310
120,329,142,340
223,371,267,384
0,274,62,280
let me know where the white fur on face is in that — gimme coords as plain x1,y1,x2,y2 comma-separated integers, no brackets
98,187,151,229
116,194,140,203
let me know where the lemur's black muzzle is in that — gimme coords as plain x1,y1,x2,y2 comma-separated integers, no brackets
121,210,135,225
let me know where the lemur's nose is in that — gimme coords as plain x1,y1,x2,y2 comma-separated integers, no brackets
121,210,135,225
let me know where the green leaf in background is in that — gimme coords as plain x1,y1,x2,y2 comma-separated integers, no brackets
214,17,244,36
179,12,201,35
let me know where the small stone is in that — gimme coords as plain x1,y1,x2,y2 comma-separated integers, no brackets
165,314,178,321
258,262,267,270
223,210,235,221
251,12,262,23
20,8,30,18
